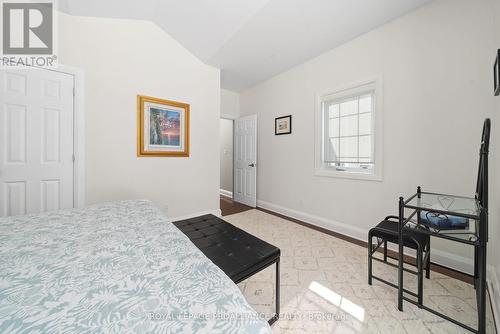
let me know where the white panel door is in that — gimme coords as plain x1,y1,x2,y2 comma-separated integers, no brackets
0,67,74,216
234,114,257,207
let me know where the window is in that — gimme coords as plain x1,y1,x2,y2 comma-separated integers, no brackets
315,79,382,181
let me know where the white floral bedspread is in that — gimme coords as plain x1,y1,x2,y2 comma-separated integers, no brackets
0,200,272,334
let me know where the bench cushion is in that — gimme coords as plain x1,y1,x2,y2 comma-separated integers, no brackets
173,214,280,283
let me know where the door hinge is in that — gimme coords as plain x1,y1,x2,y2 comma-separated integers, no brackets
73,87,75,96
72,154,75,162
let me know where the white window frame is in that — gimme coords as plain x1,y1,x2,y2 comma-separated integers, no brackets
315,77,383,181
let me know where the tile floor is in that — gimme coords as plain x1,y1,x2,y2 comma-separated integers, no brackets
224,209,497,334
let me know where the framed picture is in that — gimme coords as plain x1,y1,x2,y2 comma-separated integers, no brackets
275,115,292,135
137,95,190,157
495,49,500,96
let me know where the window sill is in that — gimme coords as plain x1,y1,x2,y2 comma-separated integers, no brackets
314,168,383,182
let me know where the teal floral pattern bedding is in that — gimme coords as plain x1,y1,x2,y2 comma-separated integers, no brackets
0,200,272,334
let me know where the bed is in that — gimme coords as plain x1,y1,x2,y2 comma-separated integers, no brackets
0,200,272,334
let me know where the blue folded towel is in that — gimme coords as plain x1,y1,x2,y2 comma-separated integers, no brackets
419,211,469,230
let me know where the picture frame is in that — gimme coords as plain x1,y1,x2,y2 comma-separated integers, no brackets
137,95,190,157
275,115,292,135
495,49,500,96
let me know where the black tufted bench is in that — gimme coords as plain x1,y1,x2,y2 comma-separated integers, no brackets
173,214,280,325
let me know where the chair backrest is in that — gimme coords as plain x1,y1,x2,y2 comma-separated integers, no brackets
475,118,490,210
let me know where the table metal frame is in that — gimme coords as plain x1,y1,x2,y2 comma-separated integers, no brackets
397,186,487,334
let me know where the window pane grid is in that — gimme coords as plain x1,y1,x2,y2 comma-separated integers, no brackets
328,111,371,120
328,134,371,139
326,162,374,165
323,91,373,168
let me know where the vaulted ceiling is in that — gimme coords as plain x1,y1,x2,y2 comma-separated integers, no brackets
59,0,432,92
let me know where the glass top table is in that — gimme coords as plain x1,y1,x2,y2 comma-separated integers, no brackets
402,191,483,244
396,187,488,334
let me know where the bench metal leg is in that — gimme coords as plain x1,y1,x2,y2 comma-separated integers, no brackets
268,259,280,325
383,240,388,262
368,233,373,285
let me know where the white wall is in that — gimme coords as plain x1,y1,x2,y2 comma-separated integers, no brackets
58,13,221,218
240,0,496,273
221,88,240,118
220,119,234,193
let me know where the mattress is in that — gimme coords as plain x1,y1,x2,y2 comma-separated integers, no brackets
0,200,272,334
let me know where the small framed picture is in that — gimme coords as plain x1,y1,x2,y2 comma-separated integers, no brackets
275,115,292,135
495,49,500,96
137,95,190,157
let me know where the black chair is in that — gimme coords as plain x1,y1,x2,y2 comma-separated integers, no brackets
368,215,430,305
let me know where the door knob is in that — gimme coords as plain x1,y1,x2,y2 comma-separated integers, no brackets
248,163,255,167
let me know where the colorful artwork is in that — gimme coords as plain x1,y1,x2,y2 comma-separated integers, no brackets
137,95,190,157
149,108,181,146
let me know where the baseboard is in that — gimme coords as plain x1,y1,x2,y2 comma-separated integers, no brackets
169,209,221,222
378,244,473,276
257,199,366,241
487,265,500,331
220,189,233,198
430,248,473,275
257,199,474,275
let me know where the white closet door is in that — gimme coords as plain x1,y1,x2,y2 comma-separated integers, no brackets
234,114,257,207
0,67,74,216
